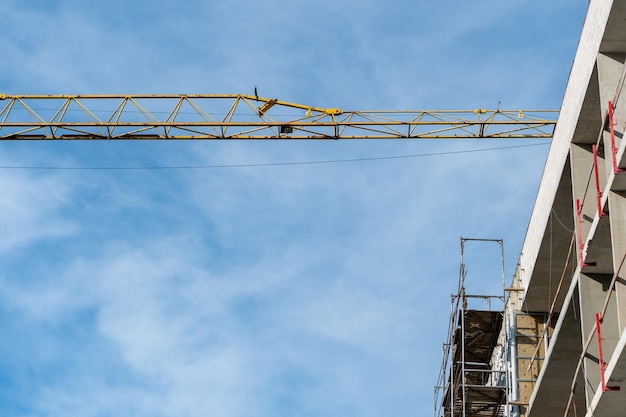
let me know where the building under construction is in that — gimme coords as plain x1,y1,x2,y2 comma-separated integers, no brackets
435,1,626,416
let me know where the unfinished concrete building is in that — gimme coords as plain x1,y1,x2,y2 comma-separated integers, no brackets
435,1,626,416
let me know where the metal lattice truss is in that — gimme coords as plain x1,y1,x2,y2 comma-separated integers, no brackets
0,94,557,140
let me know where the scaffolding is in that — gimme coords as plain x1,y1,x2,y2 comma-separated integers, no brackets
435,238,508,417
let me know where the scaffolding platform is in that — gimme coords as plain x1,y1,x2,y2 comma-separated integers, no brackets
442,310,506,417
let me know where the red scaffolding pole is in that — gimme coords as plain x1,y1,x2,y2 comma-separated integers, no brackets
608,101,623,174
575,199,595,268
595,313,620,392
592,144,606,217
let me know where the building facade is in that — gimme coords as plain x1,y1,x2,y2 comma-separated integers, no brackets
437,1,626,416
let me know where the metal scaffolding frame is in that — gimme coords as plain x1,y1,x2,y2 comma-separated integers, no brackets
435,238,508,417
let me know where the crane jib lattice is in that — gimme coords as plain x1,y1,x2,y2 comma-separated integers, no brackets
0,94,557,140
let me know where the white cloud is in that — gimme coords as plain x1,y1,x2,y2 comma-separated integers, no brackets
0,170,75,253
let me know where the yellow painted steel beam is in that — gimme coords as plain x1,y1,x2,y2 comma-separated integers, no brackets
0,94,557,140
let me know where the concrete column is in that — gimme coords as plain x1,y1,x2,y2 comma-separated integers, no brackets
570,144,597,246
596,53,625,108
606,192,626,334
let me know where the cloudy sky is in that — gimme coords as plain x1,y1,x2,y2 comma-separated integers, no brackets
0,1,587,416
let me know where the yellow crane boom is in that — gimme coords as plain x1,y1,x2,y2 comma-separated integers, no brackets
0,94,557,140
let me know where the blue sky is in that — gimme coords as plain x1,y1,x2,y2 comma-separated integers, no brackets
0,1,587,417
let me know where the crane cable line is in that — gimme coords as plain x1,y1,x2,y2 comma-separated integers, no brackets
0,142,549,171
